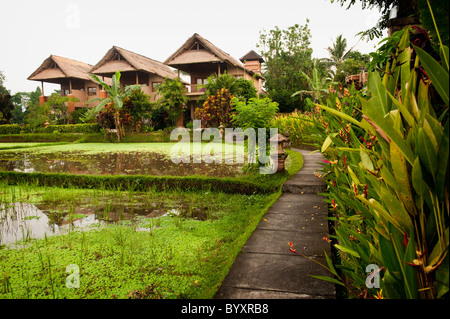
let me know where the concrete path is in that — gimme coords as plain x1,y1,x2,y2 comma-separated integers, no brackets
215,149,336,299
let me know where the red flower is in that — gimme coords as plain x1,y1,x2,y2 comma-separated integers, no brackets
288,242,296,253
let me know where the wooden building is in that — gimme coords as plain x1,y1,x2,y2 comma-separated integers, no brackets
27,55,106,112
164,33,265,121
90,46,180,102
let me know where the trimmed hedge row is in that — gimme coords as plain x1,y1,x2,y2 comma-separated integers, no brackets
0,171,279,195
0,124,22,135
35,124,101,134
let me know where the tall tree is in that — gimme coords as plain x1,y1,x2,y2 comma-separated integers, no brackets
326,34,351,71
0,71,14,124
258,21,313,112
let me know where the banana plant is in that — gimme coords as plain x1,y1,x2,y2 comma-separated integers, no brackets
87,71,141,142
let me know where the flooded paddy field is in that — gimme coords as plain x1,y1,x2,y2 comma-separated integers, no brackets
0,186,222,247
0,143,247,177
0,183,276,299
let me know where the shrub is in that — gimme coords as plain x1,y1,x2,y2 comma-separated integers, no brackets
231,97,278,130
194,88,234,128
0,124,22,134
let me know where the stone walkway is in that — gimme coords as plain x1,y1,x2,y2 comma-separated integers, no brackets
215,149,336,299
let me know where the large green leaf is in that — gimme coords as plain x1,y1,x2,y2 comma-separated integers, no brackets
368,72,389,114
414,45,449,106
361,98,415,164
334,244,360,258
412,157,428,197
390,142,416,216
93,98,111,113
315,104,361,126
436,120,449,200
380,187,413,233
416,127,438,180
359,146,374,171
387,90,415,127
308,275,345,287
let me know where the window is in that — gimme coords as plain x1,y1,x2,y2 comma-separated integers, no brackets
152,82,162,92
88,87,97,96
64,89,70,96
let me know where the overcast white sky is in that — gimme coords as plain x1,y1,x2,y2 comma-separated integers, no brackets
0,0,386,94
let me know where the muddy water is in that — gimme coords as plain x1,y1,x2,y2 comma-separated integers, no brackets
0,197,211,246
0,151,243,177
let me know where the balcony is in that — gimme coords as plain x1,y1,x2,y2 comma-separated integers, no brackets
184,84,206,99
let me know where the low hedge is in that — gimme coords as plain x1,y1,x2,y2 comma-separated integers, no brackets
0,133,96,143
42,123,101,134
0,124,22,135
0,171,279,195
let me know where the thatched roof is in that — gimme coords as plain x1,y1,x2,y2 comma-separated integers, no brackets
164,33,263,79
240,50,264,63
90,46,178,80
28,55,93,83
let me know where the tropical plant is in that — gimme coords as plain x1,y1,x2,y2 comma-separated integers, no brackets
194,88,234,128
204,72,239,97
231,97,279,131
292,66,334,104
326,34,351,70
0,92,14,124
88,71,140,141
155,77,188,127
257,22,314,112
122,88,153,132
305,18,448,299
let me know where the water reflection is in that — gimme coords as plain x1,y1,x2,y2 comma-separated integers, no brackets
0,151,243,177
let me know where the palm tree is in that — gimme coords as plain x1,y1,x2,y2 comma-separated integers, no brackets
88,71,140,141
156,77,188,127
326,34,352,71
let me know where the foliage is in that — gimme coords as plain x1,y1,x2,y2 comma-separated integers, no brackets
122,89,153,132
0,124,21,134
231,97,279,131
236,78,258,101
271,111,316,147
88,71,141,141
156,78,188,127
0,92,14,124
331,0,420,40
418,0,448,48
43,93,79,125
204,72,240,97
204,73,258,102
292,66,334,104
307,25,448,298
0,184,278,299
69,108,88,124
194,88,234,128
257,22,313,112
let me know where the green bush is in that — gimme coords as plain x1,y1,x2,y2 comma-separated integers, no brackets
0,124,22,134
